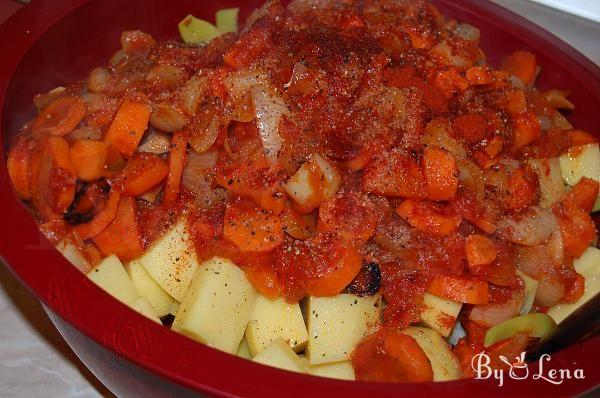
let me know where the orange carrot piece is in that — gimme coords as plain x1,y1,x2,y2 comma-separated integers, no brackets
93,196,144,261
223,199,284,252
568,129,597,147
465,234,497,267
103,98,151,158
30,136,77,221
385,333,434,382
466,66,493,86
500,50,538,86
31,96,86,137
118,153,169,196
163,130,189,205
70,139,108,181
304,242,362,297
562,177,599,213
73,189,120,240
428,275,489,304
7,135,34,200
396,200,461,236
422,148,458,201
511,112,541,152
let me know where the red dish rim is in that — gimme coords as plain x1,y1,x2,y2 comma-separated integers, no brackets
0,0,599,397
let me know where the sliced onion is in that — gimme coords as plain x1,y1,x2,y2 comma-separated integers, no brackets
539,115,553,131
457,158,484,202
67,126,102,142
189,113,220,154
137,129,171,154
455,23,480,41
146,64,184,90
179,73,208,115
470,286,524,327
150,102,187,132
251,84,288,164
535,273,565,307
88,67,112,93
182,151,228,208
422,119,467,158
516,231,563,278
498,207,558,246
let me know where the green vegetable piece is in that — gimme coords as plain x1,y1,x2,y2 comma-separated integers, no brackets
178,14,220,44
216,8,239,33
484,313,556,348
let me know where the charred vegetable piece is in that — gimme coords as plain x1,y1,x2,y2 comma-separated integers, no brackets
346,262,381,297
484,313,556,348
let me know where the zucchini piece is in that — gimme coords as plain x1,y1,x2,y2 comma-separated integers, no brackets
547,246,600,323
87,255,139,305
516,270,538,315
559,143,600,211
172,257,257,354
245,295,308,356
252,338,309,373
484,313,556,348
138,219,199,301
420,292,462,337
401,327,462,381
216,8,239,33
305,294,381,365
125,260,174,317
178,15,220,44
310,361,355,380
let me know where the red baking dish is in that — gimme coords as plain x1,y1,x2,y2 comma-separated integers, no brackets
0,0,599,396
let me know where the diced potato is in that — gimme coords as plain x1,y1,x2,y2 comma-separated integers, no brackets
138,219,199,301
252,338,308,373
172,257,257,354
216,8,239,33
528,158,565,208
517,270,538,315
87,255,139,305
56,238,90,272
420,293,462,337
305,294,381,365
125,260,174,317
401,327,462,382
284,154,341,211
237,338,252,359
129,297,162,323
310,361,355,380
246,295,308,356
547,246,600,323
559,143,600,186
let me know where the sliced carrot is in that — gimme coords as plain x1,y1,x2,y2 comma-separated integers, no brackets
453,114,487,144
396,199,461,236
351,329,434,383
304,241,362,296
30,136,77,221
483,135,504,158
103,98,151,158
223,198,284,252
561,177,599,213
118,152,169,196
465,234,497,267
163,130,188,205
31,96,86,137
346,147,374,171
503,89,527,117
70,139,108,181
7,134,34,200
500,50,538,86
466,66,493,86
511,112,541,152
73,188,120,240
422,148,458,201
568,129,597,147
428,275,489,304
93,196,144,262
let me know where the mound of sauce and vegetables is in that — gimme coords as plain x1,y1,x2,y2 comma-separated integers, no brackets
6,0,600,383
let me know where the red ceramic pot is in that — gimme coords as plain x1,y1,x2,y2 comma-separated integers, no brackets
0,1,599,397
